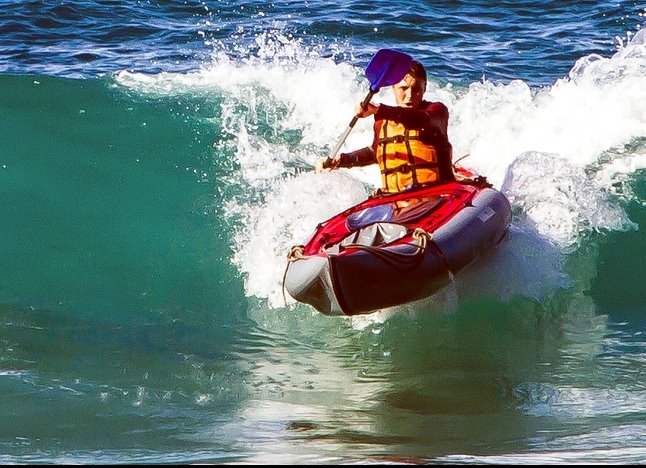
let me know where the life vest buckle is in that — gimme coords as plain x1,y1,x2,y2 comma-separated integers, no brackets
381,164,412,176
392,135,406,143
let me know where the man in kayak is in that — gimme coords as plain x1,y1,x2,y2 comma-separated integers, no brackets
316,60,455,193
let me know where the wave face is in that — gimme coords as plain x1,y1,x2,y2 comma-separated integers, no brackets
1,0,645,464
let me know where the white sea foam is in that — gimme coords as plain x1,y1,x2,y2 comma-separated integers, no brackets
501,151,636,248
114,27,646,310
226,171,367,306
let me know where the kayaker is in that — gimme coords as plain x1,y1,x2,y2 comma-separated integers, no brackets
316,60,455,193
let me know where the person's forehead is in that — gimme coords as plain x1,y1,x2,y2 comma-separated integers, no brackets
395,74,425,87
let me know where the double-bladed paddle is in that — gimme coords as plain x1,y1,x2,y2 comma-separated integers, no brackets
323,48,413,168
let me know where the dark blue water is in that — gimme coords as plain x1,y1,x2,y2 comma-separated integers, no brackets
1,0,645,464
2,0,644,84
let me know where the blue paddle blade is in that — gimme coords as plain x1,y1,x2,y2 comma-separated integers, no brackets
325,49,414,160
365,49,413,92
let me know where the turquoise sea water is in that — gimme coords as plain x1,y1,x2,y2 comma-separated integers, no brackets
1,0,646,463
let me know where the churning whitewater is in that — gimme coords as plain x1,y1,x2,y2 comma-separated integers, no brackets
118,26,646,310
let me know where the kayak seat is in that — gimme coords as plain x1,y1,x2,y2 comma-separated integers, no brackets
345,196,445,231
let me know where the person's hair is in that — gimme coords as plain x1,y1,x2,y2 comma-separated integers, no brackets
408,60,427,84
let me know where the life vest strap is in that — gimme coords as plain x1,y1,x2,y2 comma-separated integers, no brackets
381,161,439,176
377,134,421,145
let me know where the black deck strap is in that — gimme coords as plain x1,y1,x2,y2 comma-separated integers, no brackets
341,227,431,271
459,175,492,188
345,243,426,271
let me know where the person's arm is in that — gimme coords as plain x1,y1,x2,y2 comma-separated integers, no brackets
335,146,376,168
316,146,376,172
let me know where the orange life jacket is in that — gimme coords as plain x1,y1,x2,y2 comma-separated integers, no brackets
375,119,442,193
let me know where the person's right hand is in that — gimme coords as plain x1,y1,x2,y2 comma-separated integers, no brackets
355,101,379,118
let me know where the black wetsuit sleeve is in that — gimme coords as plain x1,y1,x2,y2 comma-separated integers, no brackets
337,146,377,168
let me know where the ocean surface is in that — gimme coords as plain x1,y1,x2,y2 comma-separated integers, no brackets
1,0,646,464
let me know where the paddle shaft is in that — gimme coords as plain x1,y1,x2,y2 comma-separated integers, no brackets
326,90,376,164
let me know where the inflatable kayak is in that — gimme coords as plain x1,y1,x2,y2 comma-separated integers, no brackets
284,172,512,316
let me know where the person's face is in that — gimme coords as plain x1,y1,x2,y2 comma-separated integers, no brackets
392,74,426,108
